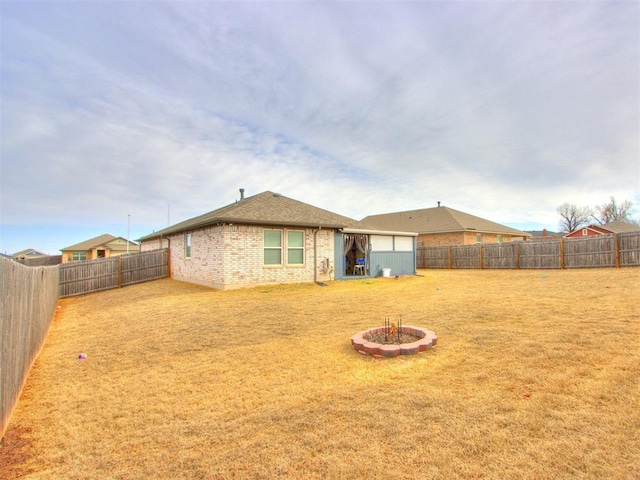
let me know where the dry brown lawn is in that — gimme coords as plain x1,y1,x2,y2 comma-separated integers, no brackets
1,268,639,479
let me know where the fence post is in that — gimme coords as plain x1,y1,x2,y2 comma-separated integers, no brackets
560,238,565,269
614,234,620,268
448,246,452,269
516,242,520,269
117,256,122,288
479,245,483,269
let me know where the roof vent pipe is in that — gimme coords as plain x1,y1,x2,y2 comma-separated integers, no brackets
437,201,441,207
240,188,245,201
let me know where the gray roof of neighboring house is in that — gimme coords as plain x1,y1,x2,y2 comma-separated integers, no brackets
138,191,366,241
11,248,48,258
61,234,138,251
362,205,531,237
601,220,640,233
526,230,561,238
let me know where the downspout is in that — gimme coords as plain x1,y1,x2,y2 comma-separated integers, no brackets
413,235,418,275
313,227,329,286
313,228,319,284
161,235,171,278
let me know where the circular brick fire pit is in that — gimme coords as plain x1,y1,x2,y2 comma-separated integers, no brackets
351,326,437,358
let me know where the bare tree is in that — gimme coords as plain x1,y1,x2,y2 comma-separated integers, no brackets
557,203,592,233
593,197,635,224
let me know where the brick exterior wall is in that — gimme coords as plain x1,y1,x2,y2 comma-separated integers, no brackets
417,232,466,246
417,232,523,246
141,225,335,290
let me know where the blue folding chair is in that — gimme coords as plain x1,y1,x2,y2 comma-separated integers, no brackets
354,257,366,275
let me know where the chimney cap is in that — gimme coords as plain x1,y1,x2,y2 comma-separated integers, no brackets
437,201,441,207
239,188,245,200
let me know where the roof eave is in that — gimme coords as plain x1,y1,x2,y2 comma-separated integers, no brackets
341,227,419,237
138,218,349,241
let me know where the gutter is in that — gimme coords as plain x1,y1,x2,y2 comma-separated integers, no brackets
314,228,319,284
340,228,419,237
140,219,349,242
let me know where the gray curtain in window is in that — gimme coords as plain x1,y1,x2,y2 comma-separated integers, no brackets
354,235,369,254
343,234,355,253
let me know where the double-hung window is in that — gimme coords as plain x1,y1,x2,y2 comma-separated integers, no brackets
287,230,304,265
185,233,192,258
264,229,305,265
264,230,283,265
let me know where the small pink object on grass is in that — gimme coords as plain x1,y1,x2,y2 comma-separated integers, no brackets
78,353,87,359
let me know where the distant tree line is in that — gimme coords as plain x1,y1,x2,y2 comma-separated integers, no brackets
557,197,639,233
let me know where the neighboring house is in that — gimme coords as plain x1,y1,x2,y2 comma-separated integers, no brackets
564,220,640,239
362,203,530,246
11,248,48,260
60,234,140,263
11,249,62,266
526,229,562,241
138,190,418,290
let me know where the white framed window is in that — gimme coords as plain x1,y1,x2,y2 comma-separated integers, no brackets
476,233,483,244
394,236,414,251
185,233,192,258
497,235,503,244
72,252,87,261
287,230,305,265
370,235,393,251
264,229,283,265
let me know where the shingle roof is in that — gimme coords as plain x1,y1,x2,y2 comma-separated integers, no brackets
362,206,530,237
138,191,365,241
61,234,139,252
11,248,47,258
601,220,640,233
61,234,118,251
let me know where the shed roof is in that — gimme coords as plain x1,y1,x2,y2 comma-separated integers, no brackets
362,205,530,237
139,191,367,241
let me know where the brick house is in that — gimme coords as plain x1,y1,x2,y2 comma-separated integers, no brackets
60,234,140,263
564,220,640,239
138,190,418,290
362,203,530,246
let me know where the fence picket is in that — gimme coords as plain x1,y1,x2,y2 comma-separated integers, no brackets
1,257,59,439
1,249,169,440
59,249,169,298
417,232,640,269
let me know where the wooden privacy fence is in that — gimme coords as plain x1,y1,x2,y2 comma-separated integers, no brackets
1,257,59,439
1,250,168,439
417,232,640,269
59,249,169,298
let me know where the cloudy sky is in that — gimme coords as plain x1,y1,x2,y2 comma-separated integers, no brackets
1,1,638,255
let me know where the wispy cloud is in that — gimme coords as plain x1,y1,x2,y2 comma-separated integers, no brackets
1,1,638,253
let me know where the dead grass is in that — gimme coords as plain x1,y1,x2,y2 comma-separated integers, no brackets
1,268,639,479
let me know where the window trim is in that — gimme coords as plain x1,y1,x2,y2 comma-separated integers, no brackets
264,229,283,266
185,233,192,258
286,230,305,265
263,228,306,266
